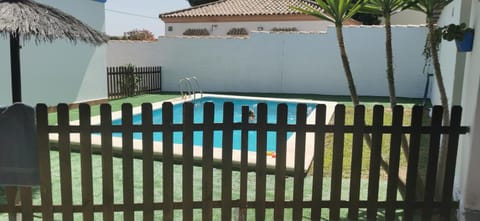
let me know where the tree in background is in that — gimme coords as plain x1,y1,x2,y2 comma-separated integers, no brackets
124,29,156,41
353,13,381,25
110,29,157,41
187,0,218,6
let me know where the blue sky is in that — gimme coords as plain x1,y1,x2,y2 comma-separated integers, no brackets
105,0,190,37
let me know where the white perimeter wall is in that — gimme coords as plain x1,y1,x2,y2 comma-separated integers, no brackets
0,0,107,106
108,25,428,98
164,20,330,36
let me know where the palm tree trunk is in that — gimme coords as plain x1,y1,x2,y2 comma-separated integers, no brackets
385,16,420,198
335,25,407,198
385,16,397,106
385,16,410,158
335,26,360,106
427,19,450,199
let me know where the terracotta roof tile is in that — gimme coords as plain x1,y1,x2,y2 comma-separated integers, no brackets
159,0,322,18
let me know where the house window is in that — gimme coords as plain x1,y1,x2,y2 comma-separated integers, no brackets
168,26,173,32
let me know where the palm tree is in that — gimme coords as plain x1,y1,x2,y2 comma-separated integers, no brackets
292,0,410,197
362,0,405,107
406,0,453,198
363,0,435,199
293,0,367,106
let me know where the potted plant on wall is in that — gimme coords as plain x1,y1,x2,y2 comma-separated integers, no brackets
441,23,475,52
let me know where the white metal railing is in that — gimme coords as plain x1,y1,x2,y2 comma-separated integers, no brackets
178,76,203,100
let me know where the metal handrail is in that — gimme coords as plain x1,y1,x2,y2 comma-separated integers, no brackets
178,76,203,100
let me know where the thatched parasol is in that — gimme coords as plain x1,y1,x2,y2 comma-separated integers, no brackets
0,0,109,102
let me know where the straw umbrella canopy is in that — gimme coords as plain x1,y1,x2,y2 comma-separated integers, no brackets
0,0,109,103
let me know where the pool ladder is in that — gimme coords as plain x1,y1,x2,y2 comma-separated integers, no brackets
178,76,203,100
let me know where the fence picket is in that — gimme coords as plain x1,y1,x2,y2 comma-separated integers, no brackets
441,106,463,220
293,104,307,220
20,187,33,221
202,103,214,221
422,106,443,220
311,104,327,221
255,103,268,221
367,106,384,220
330,105,345,220
222,103,234,221
404,106,424,221
79,104,94,221
162,103,174,221
274,104,288,221
121,104,135,220
142,103,154,221
385,106,404,220
239,106,250,221
113,69,118,97
348,106,365,220
58,104,74,221
36,104,54,221
183,102,194,221
100,104,114,221
5,187,16,220
158,67,162,91
150,67,154,92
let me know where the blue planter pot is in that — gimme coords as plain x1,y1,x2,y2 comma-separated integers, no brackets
456,31,474,52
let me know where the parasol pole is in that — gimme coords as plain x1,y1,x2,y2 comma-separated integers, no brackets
8,32,22,221
10,32,22,103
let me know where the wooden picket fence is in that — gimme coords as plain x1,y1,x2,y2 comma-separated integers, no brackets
107,66,162,99
0,102,469,221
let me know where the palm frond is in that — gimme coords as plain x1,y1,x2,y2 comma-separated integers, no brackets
345,0,369,20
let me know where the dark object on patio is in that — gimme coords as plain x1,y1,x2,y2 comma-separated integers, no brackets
0,0,109,103
0,103,38,186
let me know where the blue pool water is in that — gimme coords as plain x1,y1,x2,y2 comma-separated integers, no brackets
112,96,316,152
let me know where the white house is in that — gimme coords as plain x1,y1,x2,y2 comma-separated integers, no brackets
0,0,107,106
435,0,480,219
159,0,359,37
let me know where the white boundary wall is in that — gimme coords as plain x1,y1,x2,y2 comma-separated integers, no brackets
108,25,428,98
0,0,107,106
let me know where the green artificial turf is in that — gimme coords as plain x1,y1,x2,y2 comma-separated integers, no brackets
3,151,404,221
48,93,181,124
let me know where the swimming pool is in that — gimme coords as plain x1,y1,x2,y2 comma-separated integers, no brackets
111,96,317,152
64,94,336,173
